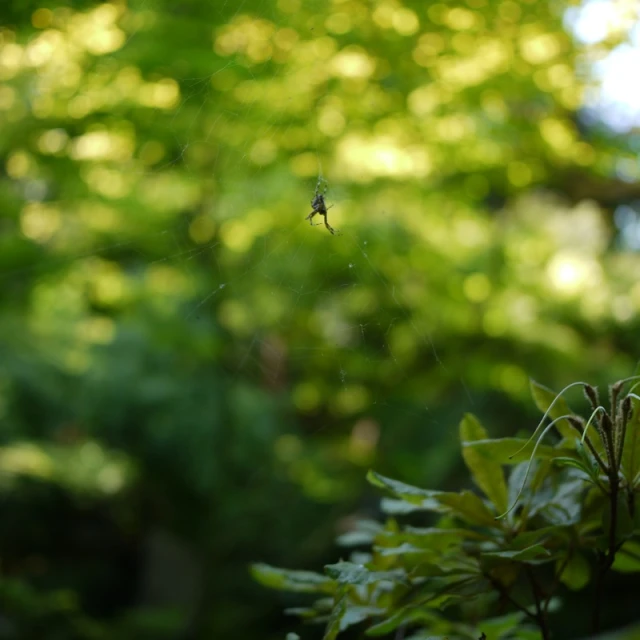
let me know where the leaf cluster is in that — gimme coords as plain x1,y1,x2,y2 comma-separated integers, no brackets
254,379,640,639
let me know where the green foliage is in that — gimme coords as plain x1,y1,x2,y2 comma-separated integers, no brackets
2,0,640,637
256,379,640,639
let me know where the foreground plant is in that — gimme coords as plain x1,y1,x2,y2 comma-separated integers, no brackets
253,379,640,639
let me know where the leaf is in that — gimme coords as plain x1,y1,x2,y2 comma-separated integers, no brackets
622,395,640,486
464,438,570,464
336,520,383,547
553,456,592,480
251,563,335,594
379,526,484,551
369,471,497,527
530,380,575,440
374,542,425,557
602,494,635,544
323,589,347,640
507,525,568,550
324,561,406,586
340,607,385,632
612,540,640,573
558,552,590,590
480,612,526,639
367,470,440,503
436,491,498,527
365,607,439,637
483,544,551,562
286,634,301,640
380,497,443,515
460,414,508,513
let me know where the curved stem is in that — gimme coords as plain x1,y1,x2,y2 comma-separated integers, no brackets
497,414,574,520
509,382,586,460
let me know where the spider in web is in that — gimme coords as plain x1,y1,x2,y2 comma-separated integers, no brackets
306,179,337,235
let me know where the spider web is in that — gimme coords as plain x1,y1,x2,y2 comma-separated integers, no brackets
2,0,468,524
1,0,486,614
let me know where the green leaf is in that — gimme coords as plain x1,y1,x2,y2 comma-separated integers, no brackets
602,494,635,544
558,552,590,590
483,544,551,562
507,525,568,550
365,607,439,637
460,414,508,513
464,438,570,464
622,395,640,486
367,470,439,503
374,543,427,557
369,471,500,527
553,456,592,479
481,612,526,638
436,491,498,527
340,607,385,632
530,380,575,440
251,563,335,594
324,561,406,586
612,541,640,573
323,590,347,640
379,497,443,514
336,520,383,547
286,634,301,640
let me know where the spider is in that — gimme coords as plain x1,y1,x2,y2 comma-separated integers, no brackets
306,180,336,235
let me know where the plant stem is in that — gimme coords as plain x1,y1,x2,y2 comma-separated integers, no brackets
592,471,620,634
526,566,550,640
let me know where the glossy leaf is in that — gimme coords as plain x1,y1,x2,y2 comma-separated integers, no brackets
324,561,406,586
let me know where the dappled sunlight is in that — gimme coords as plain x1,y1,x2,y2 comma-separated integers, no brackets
547,252,603,295
331,47,375,78
67,3,125,55
336,133,431,180
20,203,62,243
0,440,134,496
71,129,135,162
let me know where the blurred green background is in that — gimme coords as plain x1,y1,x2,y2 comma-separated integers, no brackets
1,0,640,638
